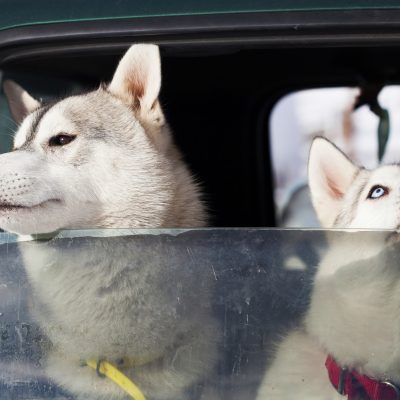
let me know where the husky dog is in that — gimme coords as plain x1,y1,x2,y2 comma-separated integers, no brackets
0,45,219,399
257,137,400,399
0,44,206,235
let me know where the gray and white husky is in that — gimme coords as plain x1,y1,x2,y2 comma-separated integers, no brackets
257,137,400,399
0,45,219,399
0,44,206,235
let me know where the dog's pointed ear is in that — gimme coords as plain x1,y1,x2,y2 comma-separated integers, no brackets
308,137,359,227
3,80,40,124
108,44,161,112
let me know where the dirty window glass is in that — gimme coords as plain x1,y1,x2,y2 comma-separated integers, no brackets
0,228,319,399
0,228,392,399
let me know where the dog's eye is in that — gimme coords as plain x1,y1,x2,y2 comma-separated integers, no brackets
49,134,76,147
367,185,389,199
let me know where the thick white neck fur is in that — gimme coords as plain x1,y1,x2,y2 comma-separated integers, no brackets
306,232,400,381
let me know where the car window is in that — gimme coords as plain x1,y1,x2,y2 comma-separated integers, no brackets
0,228,321,399
270,86,400,227
0,228,395,399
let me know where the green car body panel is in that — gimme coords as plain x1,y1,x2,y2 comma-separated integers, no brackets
0,0,399,31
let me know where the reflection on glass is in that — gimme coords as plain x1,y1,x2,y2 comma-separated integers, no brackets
3,229,396,399
18,231,223,400
257,230,399,399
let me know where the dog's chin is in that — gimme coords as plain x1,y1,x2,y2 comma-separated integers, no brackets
0,199,67,235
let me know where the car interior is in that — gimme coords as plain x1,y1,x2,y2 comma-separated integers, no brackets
0,13,400,398
1,44,399,227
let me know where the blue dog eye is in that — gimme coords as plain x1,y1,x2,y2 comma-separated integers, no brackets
367,185,389,199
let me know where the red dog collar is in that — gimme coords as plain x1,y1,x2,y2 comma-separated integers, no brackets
326,356,400,400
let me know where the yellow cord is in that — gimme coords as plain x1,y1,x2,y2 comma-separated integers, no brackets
86,359,146,400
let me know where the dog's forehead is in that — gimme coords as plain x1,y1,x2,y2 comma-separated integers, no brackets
13,96,82,148
13,90,139,150
367,165,400,186
35,98,79,142
14,91,116,148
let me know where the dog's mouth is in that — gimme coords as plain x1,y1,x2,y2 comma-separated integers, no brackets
0,199,62,212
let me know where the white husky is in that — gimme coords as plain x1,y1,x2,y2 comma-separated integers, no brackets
0,44,206,235
0,45,219,399
257,137,400,399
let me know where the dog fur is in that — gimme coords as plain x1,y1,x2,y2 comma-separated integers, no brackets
257,137,400,399
0,44,206,235
0,45,219,399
